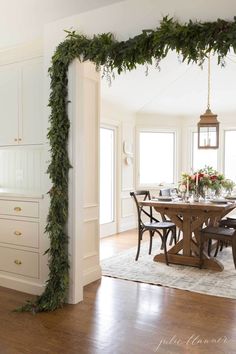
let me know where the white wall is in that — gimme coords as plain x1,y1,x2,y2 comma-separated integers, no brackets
101,99,136,232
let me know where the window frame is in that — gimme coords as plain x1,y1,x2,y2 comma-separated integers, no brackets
223,128,236,181
136,127,177,189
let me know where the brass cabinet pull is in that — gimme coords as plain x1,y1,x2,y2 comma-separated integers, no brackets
18,138,22,142
14,207,22,212
14,231,22,236
14,138,17,142
14,260,22,265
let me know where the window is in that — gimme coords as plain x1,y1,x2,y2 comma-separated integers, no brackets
224,130,236,182
192,132,218,171
139,131,175,185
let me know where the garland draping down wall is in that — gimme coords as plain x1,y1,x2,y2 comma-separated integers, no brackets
19,16,236,312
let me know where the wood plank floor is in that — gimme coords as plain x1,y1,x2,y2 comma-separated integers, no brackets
0,229,236,354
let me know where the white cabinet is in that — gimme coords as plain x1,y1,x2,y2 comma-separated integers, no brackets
0,57,43,146
0,65,19,145
0,196,46,294
21,58,44,145
0,199,39,218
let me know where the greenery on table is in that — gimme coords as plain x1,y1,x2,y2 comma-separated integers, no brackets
20,16,236,312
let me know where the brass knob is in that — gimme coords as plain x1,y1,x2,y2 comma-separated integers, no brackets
19,138,22,141
14,138,17,142
14,231,22,236
14,207,22,212
14,260,22,265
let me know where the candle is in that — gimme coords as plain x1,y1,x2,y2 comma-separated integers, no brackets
196,173,199,186
186,177,189,196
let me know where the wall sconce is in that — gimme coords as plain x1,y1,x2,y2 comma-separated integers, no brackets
123,141,133,165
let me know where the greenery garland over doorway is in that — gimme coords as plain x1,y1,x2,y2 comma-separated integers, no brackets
21,16,236,312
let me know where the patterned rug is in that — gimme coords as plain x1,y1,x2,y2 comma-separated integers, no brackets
101,239,236,299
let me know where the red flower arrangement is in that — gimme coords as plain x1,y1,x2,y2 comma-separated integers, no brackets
179,166,234,197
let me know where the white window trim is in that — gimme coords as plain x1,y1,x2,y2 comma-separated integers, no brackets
222,126,236,178
136,127,178,189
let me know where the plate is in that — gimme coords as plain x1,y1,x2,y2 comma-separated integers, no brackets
156,197,172,202
210,199,228,204
225,196,236,200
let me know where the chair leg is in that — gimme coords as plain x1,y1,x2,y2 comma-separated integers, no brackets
168,227,177,246
135,229,143,261
207,239,212,256
149,230,153,255
219,241,224,251
162,230,169,266
199,236,204,269
231,236,236,269
168,234,173,246
173,227,177,244
213,240,220,257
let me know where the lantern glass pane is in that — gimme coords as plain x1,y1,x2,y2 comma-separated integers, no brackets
199,126,217,147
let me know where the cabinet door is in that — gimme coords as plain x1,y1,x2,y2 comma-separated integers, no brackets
0,65,19,145
20,58,43,145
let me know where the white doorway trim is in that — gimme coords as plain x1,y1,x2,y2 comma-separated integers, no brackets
67,59,101,304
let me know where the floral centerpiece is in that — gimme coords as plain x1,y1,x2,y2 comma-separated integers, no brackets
179,166,235,199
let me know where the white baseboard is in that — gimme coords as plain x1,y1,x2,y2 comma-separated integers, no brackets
0,274,44,295
83,264,101,286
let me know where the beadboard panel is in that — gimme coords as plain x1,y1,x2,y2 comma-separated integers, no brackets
0,148,42,191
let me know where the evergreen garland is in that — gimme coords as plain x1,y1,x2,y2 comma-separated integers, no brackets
20,16,236,312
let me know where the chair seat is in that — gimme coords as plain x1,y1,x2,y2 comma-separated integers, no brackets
144,221,175,229
201,226,235,237
200,226,236,270
220,218,236,228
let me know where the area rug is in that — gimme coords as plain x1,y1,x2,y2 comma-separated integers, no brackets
101,239,236,299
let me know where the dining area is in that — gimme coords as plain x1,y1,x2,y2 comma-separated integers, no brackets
130,166,236,273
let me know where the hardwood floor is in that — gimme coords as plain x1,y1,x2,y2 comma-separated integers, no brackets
0,229,236,354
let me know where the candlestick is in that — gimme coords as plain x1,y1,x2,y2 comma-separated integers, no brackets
186,177,189,196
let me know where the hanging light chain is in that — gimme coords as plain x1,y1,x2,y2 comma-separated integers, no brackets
207,55,211,109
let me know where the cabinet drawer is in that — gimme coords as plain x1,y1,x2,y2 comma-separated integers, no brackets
0,247,39,278
0,200,39,218
0,219,39,248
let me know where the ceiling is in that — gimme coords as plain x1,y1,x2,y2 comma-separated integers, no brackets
1,0,235,116
0,0,123,49
101,50,236,116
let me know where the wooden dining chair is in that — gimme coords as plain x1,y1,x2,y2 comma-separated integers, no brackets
199,226,236,269
211,217,236,256
206,217,236,257
130,190,176,264
159,188,181,244
219,217,236,229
